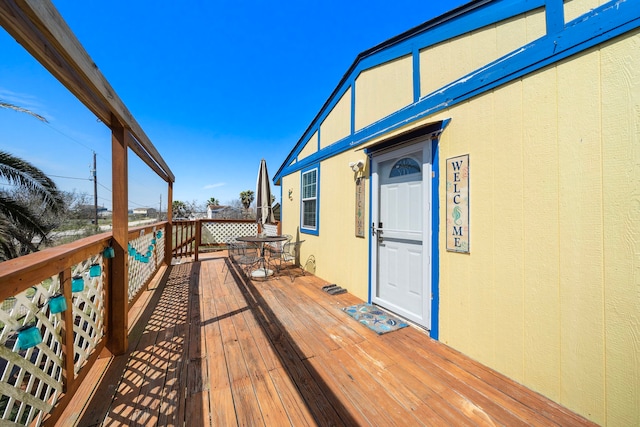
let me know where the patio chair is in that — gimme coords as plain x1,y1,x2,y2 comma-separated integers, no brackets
272,240,305,281
265,234,292,259
225,242,262,279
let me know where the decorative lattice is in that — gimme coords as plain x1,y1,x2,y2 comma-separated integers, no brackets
202,222,258,244
70,255,105,374
0,252,105,426
128,229,163,302
0,276,63,426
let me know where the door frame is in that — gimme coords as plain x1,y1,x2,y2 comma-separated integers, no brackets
369,139,433,331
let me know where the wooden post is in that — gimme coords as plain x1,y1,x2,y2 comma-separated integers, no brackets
165,181,173,266
108,116,128,355
195,219,201,262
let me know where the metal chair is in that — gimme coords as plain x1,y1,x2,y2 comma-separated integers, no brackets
225,242,261,279
266,234,292,259
272,240,304,281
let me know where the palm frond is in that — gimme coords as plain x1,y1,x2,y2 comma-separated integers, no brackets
0,100,48,123
0,151,64,213
0,194,49,238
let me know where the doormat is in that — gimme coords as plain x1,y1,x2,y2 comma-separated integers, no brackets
343,303,408,335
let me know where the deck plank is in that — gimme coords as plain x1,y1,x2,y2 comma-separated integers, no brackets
55,254,597,427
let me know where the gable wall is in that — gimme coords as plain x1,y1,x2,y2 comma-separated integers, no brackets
354,55,414,131
420,8,545,95
320,88,352,149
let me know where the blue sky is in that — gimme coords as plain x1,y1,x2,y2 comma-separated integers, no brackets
1,0,467,210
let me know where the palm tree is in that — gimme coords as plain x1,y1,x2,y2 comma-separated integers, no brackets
172,200,189,218
239,190,254,210
0,150,65,260
207,197,220,207
240,190,255,219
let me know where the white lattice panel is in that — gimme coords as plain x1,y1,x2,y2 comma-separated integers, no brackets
0,275,64,425
70,255,105,374
202,222,258,244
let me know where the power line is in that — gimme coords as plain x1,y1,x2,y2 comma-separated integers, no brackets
48,174,91,181
97,182,112,192
43,121,102,157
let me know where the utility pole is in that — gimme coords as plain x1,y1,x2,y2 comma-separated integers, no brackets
159,194,162,221
92,151,98,232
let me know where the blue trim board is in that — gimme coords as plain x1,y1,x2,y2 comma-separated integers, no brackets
274,0,640,184
545,0,564,34
430,137,441,340
412,46,421,103
367,164,373,304
274,0,549,183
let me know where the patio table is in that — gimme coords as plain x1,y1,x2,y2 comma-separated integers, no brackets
236,235,288,277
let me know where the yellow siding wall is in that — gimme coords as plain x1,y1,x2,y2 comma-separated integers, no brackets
280,152,370,299
320,88,351,149
420,9,546,97
298,130,318,160
437,31,640,426
354,55,413,131
564,0,607,23
281,173,301,240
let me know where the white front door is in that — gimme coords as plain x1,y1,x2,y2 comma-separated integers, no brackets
371,141,431,329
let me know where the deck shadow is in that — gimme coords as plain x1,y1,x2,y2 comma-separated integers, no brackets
76,262,197,426
224,258,360,426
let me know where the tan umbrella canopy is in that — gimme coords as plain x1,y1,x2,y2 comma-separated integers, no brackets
256,159,275,225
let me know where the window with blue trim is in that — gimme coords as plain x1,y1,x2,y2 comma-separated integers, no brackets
301,167,318,233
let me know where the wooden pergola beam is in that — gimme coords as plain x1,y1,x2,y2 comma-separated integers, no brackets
0,0,174,183
0,0,178,355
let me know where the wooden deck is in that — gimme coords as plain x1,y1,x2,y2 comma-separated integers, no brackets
54,253,596,426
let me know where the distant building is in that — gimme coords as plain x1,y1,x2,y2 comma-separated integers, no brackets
132,207,157,216
75,204,109,218
207,204,242,219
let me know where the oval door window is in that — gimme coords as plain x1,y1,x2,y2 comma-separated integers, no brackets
389,157,421,178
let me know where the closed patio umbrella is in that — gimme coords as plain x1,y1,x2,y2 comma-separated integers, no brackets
256,159,275,225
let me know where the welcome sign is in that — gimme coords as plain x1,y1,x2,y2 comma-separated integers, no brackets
446,154,469,253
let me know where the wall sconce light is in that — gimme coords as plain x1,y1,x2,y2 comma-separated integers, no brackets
349,159,365,172
288,188,293,200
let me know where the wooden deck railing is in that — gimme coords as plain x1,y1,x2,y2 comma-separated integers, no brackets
0,218,283,425
0,222,169,425
172,219,281,262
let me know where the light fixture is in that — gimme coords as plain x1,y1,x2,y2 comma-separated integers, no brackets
349,159,365,172
72,275,84,292
89,263,101,277
49,294,67,314
17,324,42,350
